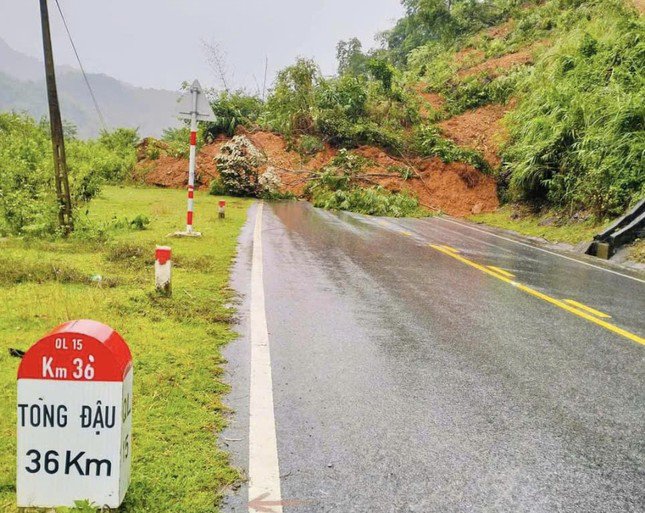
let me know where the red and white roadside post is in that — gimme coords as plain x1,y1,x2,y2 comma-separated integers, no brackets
17,320,133,509
218,200,226,219
175,79,216,238
155,246,172,296
186,89,198,235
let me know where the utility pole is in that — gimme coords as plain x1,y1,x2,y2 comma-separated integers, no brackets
39,0,73,234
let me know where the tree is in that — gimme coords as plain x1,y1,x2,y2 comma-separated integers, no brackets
265,58,320,134
336,38,368,76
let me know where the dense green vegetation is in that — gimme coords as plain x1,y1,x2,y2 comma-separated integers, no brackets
0,187,249,513
306,150,427,217
0,113,137,236
504,2,644,216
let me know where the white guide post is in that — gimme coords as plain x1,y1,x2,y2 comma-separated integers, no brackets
186,85,198,234
173,79,216,238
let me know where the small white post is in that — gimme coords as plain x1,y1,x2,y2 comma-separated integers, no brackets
155,246,172,296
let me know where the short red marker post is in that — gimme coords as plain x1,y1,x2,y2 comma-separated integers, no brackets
155,246,172,296
218,200,226,220
17,320,133,509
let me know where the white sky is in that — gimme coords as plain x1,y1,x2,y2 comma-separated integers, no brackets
0,0,404,92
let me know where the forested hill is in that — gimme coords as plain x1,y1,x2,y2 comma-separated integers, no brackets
0,38,181,138
176,0,643,220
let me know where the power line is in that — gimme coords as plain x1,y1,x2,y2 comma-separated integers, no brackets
53,0,108,133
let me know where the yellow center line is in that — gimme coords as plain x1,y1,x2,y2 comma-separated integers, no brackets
563,299,612,319
401,231,413,237
487,265,516,278
429,244,644,346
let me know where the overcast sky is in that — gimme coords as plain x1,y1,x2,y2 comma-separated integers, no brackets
0,0,404,93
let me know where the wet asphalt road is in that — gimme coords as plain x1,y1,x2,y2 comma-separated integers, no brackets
222,201,645,513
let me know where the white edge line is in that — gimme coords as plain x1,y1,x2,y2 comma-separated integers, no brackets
435,216,645,285
248,202,283,512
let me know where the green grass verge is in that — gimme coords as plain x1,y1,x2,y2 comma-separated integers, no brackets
469,205,609,245
0,186,251,512
628,240,645,264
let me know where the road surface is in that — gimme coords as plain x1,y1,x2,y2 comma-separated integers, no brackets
222,201,644,513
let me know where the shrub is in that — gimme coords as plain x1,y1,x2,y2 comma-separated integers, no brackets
0,114,138,236
209,178,227,196
413,126,490,171
297,135,325,156
305,150,424,217
215,136,267,196
203,90,264,138
162,126,203,159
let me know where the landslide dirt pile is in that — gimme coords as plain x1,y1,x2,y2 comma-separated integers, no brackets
350,146,498,216
137,131,498,217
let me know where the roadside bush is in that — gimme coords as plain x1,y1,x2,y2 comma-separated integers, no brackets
0,113,138,236
306,150,424,217
311,185,421,217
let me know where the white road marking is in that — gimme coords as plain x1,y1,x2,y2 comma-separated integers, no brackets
434,216,645,285
248,202,283,512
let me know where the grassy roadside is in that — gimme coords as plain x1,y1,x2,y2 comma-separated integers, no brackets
469,206,610,245
0,186,251,512
629,239,645,263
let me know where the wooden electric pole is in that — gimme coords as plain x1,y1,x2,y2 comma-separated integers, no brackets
39,0,74,234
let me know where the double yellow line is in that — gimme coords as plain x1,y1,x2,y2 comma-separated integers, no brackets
429,244,645,346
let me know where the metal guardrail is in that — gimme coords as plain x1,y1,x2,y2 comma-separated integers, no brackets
586,199,645,259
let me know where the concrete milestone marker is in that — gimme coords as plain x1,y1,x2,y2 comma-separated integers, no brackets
17,320,133,509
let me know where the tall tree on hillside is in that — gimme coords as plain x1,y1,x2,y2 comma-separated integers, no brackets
337,38,368,76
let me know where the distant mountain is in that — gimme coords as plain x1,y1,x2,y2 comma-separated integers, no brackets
0,38,182,138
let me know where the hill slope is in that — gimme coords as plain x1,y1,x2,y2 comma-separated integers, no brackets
0,38,181,138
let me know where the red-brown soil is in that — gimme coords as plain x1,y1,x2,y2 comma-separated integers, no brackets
486,20,514,39
438,103,514,169
633,0,645,13
458,49,534,79
137,136,228,190
458,40,551,79
413,83,445,116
